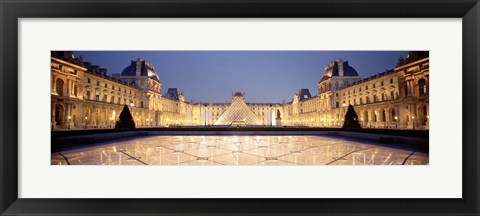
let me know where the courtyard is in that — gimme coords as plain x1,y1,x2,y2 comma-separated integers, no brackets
51,135,428,165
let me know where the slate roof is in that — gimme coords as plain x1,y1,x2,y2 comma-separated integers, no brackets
298,89,312,101
319,60,359,82
121,59,160,82
164,88,181,101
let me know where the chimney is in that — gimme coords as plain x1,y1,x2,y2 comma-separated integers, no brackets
99,68,108,75
338,59,344,77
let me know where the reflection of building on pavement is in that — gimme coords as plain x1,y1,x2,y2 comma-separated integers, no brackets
51,135,429,166
51,51,428,130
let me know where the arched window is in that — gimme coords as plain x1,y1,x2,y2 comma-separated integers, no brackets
418,78,427,96
390,91,395,100
380,109,386,122
381,93,385,101
390,108,396,122
74,85,78,97
420,105,428,125
55,79,64,96
110,96,115,103
404,84,409,96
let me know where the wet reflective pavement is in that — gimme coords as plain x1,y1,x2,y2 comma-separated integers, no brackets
51,135,428,165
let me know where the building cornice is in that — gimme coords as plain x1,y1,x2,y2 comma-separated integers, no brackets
51,57,88,71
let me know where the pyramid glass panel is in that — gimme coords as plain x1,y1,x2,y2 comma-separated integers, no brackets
214,96,263,126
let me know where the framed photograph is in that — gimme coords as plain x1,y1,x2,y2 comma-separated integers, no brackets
1,0,479,215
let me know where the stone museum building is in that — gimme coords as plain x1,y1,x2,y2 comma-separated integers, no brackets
51,51,429,130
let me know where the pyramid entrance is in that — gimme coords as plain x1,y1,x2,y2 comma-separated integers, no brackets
213,93,264,126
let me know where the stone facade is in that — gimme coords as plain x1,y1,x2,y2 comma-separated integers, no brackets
51,51,428,130
284,52,429,130
51,52,187,130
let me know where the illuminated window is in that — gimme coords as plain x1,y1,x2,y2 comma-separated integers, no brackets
418,78,427,96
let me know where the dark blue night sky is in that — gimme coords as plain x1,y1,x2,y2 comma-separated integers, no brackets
73,51,408,103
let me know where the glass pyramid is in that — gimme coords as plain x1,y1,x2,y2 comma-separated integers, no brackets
214,96,264,126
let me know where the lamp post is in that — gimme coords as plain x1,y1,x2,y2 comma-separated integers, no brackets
204,104,207,127
109,117,113,128
269,104,273,127
85,116,87,129
67,116,71,130
412,116,415,130
394,116,398,129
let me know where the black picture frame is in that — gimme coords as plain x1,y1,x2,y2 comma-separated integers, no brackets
1,0,479,215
